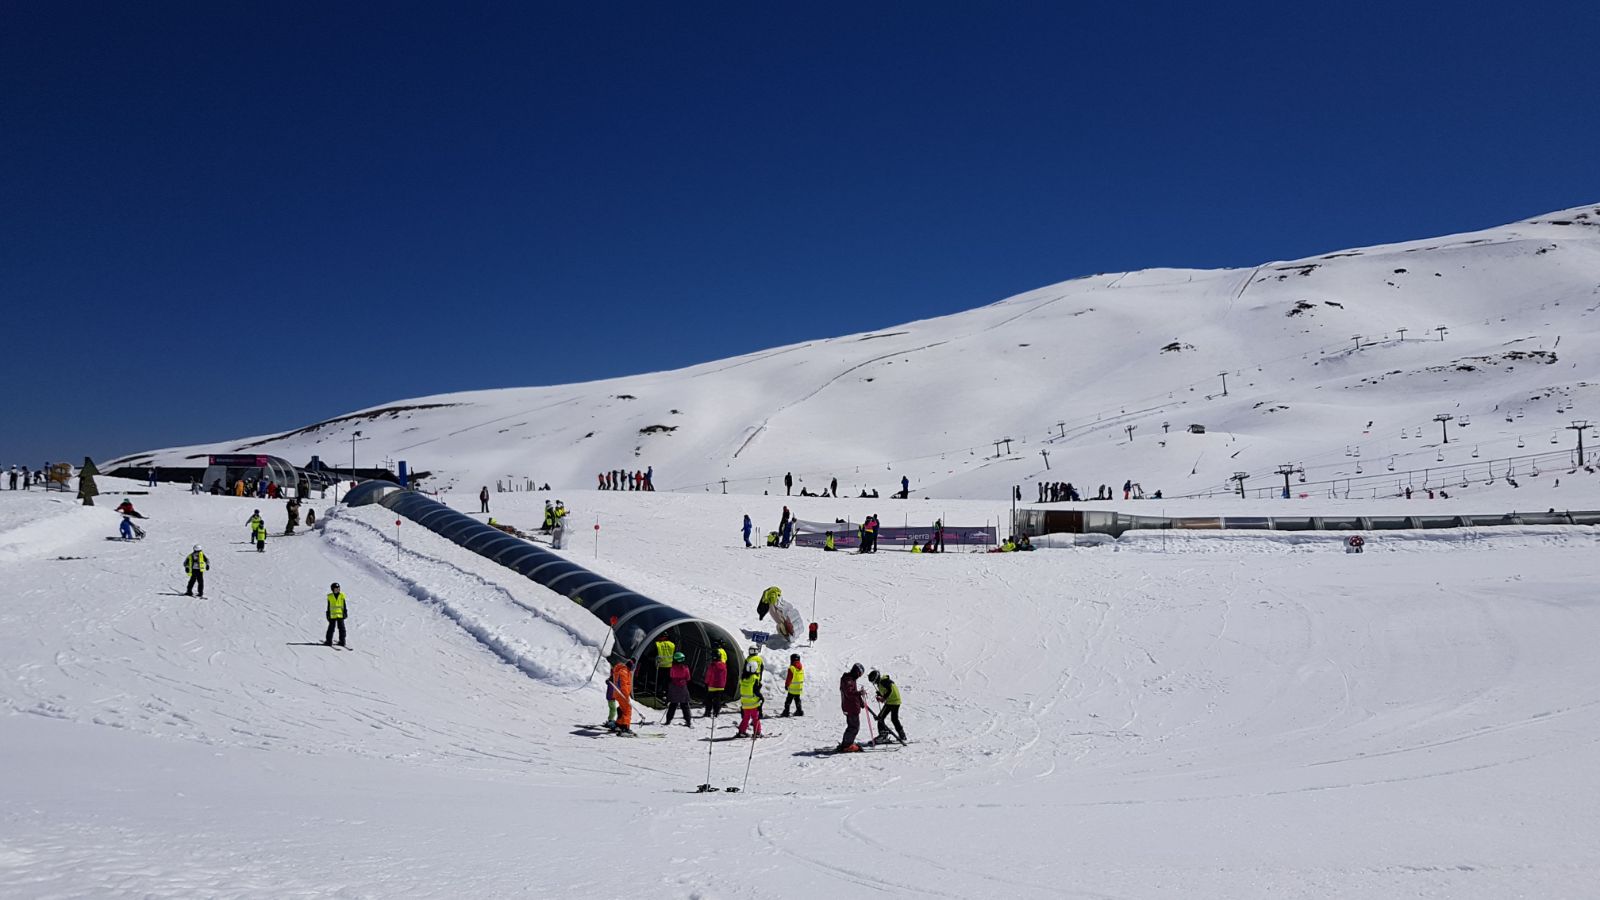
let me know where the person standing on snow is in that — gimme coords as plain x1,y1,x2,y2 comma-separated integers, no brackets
784,472,793,496
702,648,728,718
663,652,694,726
868,670,907,744
735,659,764,738
837,663,867,752
901,475,909,498
184,544,208,597
830,476,837,498
479,486,490,514
608,654,635,735
742,514,753,548
933,519,945,553
744,644,765,685
324,582,348,647
780,653,805,717
246,509,263,543
654,635,677,699
252,517,268,552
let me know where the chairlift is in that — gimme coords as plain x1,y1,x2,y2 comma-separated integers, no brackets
1459,415,1471,427
1400,430,1408,440
1471,445,1479,458
1436,449,1444,462
1355,461,1363,474
1550,432,1559,444
1387,456,1396,471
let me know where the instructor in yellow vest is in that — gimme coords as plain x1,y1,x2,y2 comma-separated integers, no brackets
654,636,676,698
324,582,348,648
780,653,805,717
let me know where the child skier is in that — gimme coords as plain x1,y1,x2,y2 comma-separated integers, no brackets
609,654,634,736
252,518,268,552
735,659,764,738
664,652,694,726
780,653,805,717
702,648,728,718
868,670,907,744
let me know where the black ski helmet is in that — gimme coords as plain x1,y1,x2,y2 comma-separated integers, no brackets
867,669,880,683
849,662,864,676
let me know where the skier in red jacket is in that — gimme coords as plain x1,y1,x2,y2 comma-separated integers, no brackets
837,663,867,752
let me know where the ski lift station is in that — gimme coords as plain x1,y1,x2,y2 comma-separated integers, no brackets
201,454,307,492
344,481,742,708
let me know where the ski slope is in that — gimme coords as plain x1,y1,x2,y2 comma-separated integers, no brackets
3,480,1599,897
111,205,1600,511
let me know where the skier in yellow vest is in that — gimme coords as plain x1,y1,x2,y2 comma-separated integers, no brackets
868,669,906,744
779,653,805,717
654,636,676,698
183,544,208,597
324,582,348,647
745,645,765,685
734,660,764,738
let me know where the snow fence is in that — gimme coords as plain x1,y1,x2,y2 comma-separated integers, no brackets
344,481,740,707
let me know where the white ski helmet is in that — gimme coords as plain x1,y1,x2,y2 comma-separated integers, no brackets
193,544,202,552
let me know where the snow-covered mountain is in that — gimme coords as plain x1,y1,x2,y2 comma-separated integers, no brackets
116,205,1600,502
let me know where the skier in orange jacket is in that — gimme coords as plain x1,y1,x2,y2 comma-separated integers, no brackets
608,655,635,736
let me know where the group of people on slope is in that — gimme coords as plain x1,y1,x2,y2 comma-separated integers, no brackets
782,472,901,500
602,637,907,752
179,545,349,646
6,464,48,489
597,467,653,491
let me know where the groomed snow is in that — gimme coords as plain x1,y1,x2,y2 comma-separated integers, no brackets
3,481,1598,898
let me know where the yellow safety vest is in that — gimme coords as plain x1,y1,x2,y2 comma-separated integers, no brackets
877,680,902,706
824,534,835,550
656,639,675,668
739,673,762,709
327,592,347,619
185,551,207,573
786,665,804,695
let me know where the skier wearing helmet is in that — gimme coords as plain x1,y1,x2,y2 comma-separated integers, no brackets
702,648,729,718
734,657,764,738
780,653,805,717
324,582,348,647
837,663,867,752
608,653,635,736
664,651,694,726
183,544,208,597
868,670,906,744
745,644,766,685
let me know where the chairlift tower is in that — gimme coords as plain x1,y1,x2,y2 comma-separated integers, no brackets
1275,463,1303,498
1568,420,1592,466
1433,413,1454,444
1231,471,1250,499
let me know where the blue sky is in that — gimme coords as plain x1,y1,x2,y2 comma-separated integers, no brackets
2,2,1596,466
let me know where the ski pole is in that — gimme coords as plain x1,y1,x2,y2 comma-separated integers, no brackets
699,705,717,792
863,700,878,745
739,725,758,792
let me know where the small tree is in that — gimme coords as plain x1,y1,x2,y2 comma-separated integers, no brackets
77,457,100,506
